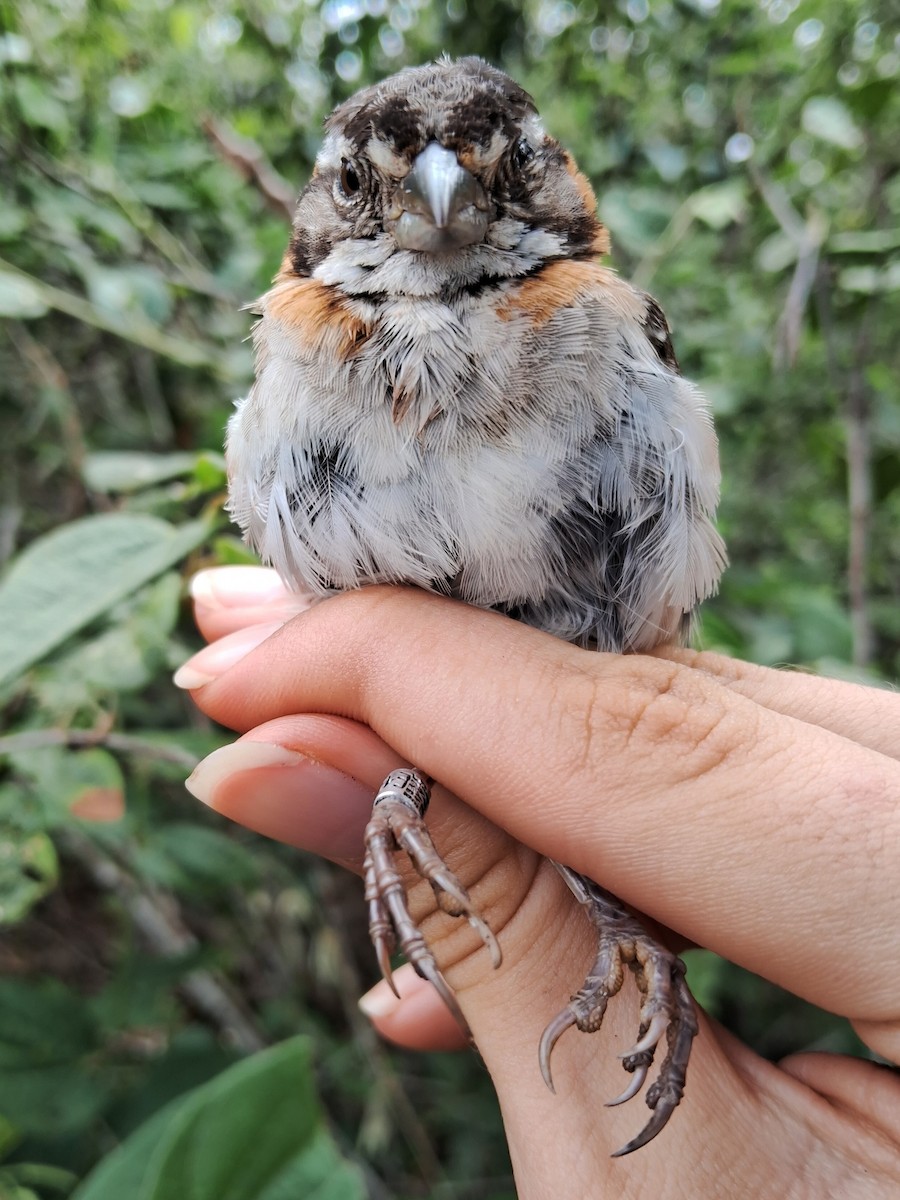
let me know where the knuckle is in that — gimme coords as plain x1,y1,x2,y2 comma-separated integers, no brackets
554,656,752,787
624,665,752,783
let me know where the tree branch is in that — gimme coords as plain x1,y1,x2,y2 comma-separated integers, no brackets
202,116,296,224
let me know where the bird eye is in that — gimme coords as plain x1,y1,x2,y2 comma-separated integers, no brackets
340,160,361,196
513,139,534,169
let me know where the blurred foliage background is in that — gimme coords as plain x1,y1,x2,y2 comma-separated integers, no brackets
0,0,898,1196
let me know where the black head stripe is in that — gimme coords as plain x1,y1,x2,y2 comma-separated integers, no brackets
327,58,537,159
343,93,420,155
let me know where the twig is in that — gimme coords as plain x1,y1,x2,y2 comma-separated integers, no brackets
630,197,696,292
61,828,266,1054
0,257,230,375
12,138,233,302
0,726,200,771
316,864,449,1187
844,316,874,668
6,321,88,477
202,116,296,224
747,163,828,367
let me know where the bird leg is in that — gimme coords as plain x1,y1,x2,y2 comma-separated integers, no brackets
363,767,501,1034
363,772,696,1157
541,863,698,1157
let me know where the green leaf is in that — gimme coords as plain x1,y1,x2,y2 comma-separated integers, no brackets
73,1038,365,1200
0,272,49,319
0,1064,108,1137
14,76,69,136
0,514,210,688
756,232,798,274
191,452,228,492
0,1111,20,1159
688,181,746,230
1,1163,79,1193
4,746,125,826
137,823,260,893
0,829,58,924
598,186,676,254
130,181,196,211
83,451,202,494
829,228,900,255
0,209,28,241
838,262,900,294
0,980,96,1069
0,1183,40,1200
801,96,863,152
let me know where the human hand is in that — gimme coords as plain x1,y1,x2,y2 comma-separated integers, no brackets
176,566,900,1198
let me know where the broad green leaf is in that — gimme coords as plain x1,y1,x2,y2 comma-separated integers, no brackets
830,228,900,254
801,96,863,152
0,514,210,688
4,746,125,826
14,76,68,135
838,262,900,294
255,1128,369,1200
0,980,107,1135
642,140,687,182
0,1184,40,1200
0,1112,19,1159
598,186,675,254
191,452,228,492
211,535,259,567
0,1164,79,1194
46,571,182,697
137,823,260,893
0,272,49,318
0,209,28,241
73,1038,365,1200
130,181,196,211
689,181,746,230
83,451,202,494
756,232,798,274
0,1064,108,1137
0,829,58,924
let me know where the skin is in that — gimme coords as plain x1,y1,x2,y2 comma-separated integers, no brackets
178,565,900,1199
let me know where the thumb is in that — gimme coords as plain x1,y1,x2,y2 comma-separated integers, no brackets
359,966,469,1051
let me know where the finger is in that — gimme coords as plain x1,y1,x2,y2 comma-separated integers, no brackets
778,1053,900,1147
359,966,470,1051
185,709,534,993
185,714,389,868
189,566,314,641
177,587,900,1030
176,599,900,1182
183,712,775,1173
659,645,900,762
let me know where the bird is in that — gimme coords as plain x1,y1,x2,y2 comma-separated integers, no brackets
225,56,727,1157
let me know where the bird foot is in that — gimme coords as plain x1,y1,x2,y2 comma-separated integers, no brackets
363,768,501,1035
363,773,696,1157
541,863,698,1156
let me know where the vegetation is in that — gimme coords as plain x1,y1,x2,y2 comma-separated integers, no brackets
0,1,897,1195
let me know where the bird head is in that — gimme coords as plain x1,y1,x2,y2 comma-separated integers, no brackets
284,57,609,296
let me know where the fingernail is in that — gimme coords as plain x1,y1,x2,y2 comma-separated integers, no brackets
173,621,283,689
186,740,305,804
359,979,402,1019
185,739,374,861
190,567,293,609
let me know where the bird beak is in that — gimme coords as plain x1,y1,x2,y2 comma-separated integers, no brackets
390,142,490,253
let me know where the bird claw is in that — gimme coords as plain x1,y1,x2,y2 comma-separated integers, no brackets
363,767,501,1032
605,1062,649,1108
363,779,696,1157
538,1008,576,1092
542,863,699,1157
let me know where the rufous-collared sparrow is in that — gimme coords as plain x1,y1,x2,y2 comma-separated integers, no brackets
226,56,727,1156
